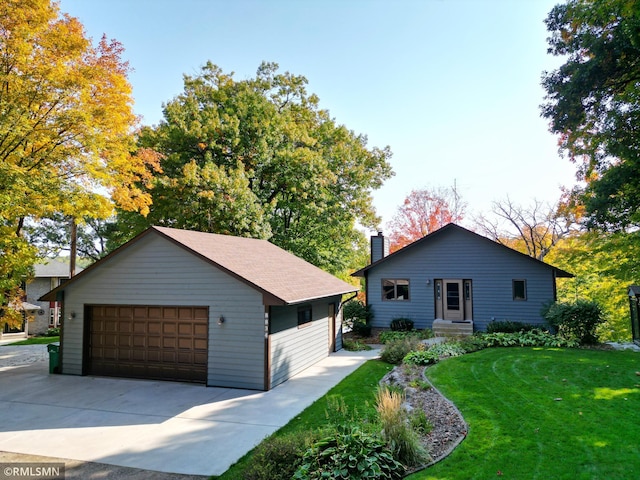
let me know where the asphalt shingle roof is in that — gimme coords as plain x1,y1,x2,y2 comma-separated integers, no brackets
154,227,357,304
40,226,357,305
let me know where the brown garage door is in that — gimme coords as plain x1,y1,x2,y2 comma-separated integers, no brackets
88,305,208,383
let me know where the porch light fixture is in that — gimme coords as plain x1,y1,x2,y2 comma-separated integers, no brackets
426,279,431,285
68,311,76,320
217,315,225,325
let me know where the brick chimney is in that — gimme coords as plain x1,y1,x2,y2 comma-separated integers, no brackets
370,231,389,264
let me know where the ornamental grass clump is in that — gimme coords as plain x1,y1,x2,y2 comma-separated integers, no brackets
375,387,430,468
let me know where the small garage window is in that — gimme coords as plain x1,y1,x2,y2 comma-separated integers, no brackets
513,279,527,301
298,305,312,327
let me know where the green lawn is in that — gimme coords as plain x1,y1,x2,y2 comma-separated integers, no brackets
1,336,60,345
410,348,640,479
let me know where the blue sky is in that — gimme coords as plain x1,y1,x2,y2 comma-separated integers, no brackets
59,0,577,230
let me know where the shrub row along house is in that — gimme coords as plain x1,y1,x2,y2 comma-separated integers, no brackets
41,223,572,389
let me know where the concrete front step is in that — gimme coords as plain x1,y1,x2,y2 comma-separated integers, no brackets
432,319,474,338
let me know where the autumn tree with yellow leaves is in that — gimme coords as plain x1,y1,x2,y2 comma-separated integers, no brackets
0,0,160,328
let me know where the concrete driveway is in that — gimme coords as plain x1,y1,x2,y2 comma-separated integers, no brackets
0,344,379,476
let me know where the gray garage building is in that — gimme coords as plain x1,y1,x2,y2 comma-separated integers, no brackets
41,226,357,390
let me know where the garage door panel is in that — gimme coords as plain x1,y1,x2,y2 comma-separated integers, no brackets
162,351,176,362
103,347,118,360
147,350,161,362
177,351,192,363
163,308,177,319
178,323,192,335
148,322,161,334
194,352,207,364
132,350,145,361
89,305,208,383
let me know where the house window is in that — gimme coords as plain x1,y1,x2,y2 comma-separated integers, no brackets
298,305,312,327
513,280,527,301
382,279,410,301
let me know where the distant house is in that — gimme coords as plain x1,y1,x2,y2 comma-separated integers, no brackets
40,226,357,390
2,260,76,339
352,224,573,335
25,260,78,335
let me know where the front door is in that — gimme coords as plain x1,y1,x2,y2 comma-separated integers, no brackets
443,279,464,321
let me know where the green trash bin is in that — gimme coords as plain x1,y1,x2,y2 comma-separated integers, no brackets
47,343,60,374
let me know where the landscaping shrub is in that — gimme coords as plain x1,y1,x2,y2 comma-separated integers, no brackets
480,329,579,348
293,425,405,480
379,329,433,344
343,339,372,351
390,317,414,331
243,434,308,480
380,337,421,364
486,320,537,334
44,327,60,337
458,334,488,353
542,300,605,345
403,342,467,365
344,300,373,337
403,349,439,366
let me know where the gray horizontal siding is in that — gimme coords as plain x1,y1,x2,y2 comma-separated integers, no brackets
270,298,337,387
366,229,556,332
60,232,266,389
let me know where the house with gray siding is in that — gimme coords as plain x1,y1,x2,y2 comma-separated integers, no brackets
1,260,78,340
26,260,78,335
40,226,357,390
352,224,573,334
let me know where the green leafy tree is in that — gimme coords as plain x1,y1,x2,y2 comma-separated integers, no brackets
542,0,640,230
115,62,393,276
546,231,640,341
0,0,159,327
25,215,115,262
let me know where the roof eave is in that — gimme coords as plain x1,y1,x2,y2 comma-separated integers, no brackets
280,287,359,306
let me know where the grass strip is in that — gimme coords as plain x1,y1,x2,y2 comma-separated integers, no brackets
1,336,60,345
